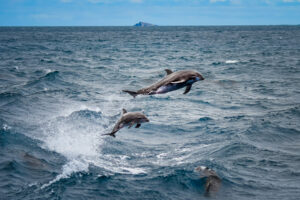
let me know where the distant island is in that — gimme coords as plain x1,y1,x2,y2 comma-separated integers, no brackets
134,21,157,27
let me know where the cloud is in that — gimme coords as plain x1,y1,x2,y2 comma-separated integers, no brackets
209,0,242,4
283,0,300,2
87,0,142,3
87,0,106,3
210,0,226,2
230,0,241,4
87,0,121,3
130,0,143,3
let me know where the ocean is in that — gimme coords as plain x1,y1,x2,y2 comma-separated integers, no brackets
0,26,300,200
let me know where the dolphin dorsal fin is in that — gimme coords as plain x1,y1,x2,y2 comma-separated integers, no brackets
122,109,127,114
165,69,173,75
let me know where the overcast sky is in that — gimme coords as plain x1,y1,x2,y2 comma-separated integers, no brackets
0,0,299,26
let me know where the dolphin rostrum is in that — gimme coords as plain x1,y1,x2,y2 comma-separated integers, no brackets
123,69,204,98
195,166,221,196
102,109,149,138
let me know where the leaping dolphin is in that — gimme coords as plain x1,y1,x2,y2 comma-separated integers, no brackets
123,69,204,98
195,166,221,196
102,109,149,138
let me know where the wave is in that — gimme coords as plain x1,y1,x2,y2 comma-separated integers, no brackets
25,70,60,87
35,108,149,188
41,159,89,189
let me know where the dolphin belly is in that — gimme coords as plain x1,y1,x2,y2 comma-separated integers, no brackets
155,83,186,94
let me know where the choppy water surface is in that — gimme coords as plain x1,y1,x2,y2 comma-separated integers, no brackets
0,26,300,200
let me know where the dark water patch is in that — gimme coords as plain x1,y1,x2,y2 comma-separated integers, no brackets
198,117,213,122
224,115,245,121
212,61,222,66
40,59,54,63
0,91,23,102
0,160,18,171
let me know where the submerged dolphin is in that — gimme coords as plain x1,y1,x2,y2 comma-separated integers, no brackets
195,166,221,196
102,109,149,138
123,69,204,98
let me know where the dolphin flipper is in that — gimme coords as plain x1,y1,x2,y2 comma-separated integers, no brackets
183,84,192,94
135,123,141,128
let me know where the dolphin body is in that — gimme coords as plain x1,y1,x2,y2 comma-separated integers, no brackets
195,166,221,196
102,109,149,138
123,69,204,98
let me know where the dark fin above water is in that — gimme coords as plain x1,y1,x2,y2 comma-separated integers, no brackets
135,123,141,128
123,90,138,98
122,108,127,114
165,69,173,75
183,84,192,94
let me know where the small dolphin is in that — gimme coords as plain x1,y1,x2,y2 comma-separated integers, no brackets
195,166,221,196
20,151,48,170
123,69,204,98
102,109,149,137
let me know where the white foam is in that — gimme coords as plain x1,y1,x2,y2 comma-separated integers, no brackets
39,106,147,188
119,167,146,174
44,69,54,74
41,159,89,189
156,152,168,159
79,104,101,113
44,130,101,159
38,106,104,188
2,124,11,131
225,60,239,64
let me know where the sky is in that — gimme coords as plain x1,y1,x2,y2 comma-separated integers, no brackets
0,0,299,26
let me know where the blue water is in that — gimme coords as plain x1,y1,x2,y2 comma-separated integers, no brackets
0,26,300,200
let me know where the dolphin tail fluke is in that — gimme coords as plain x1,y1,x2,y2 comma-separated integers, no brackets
102,133,116,138
122,90,138,98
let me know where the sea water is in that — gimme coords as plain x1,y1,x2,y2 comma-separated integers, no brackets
0,26,300,199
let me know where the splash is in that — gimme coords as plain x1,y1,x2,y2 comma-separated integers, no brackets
38,107,105,188
41,159,89,189
39,107,147,188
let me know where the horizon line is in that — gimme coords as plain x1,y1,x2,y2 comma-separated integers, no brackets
1,24,300,27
